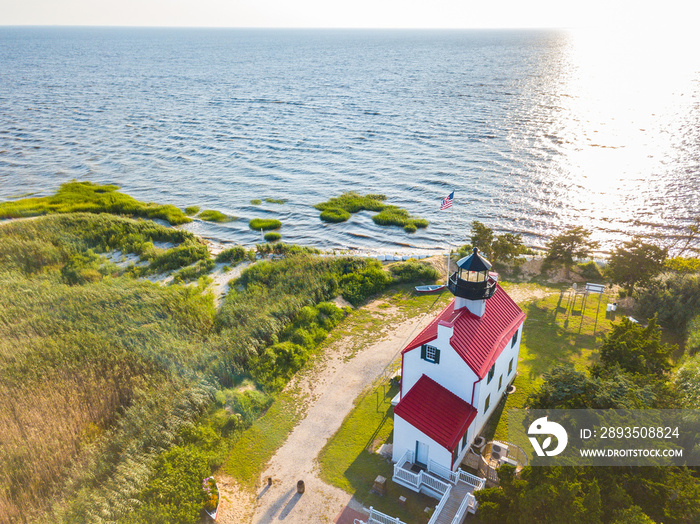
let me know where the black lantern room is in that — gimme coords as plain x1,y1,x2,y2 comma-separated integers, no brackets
447,247,497,301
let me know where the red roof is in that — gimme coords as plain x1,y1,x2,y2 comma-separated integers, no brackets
402,284,525,379
394,374,477,451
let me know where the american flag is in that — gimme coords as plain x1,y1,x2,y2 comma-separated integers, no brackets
440,191,454,210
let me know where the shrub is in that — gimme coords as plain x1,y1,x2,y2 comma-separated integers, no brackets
578,261,604,282
664,257,700,273
338,263,393,306
149,240,210,273
215,246,247,264
688,316,700,355
320,208,351,223
390,261,440,283
184,206,200,216
197,210,233,223
250,341,310,390
172,259,216,283
249,218,281,231
61,249,103,285
264,232,282,242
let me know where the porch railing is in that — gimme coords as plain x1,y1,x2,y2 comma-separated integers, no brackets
451,492,478,524
458,469,486,490
393,452,486,523
427,485,452,524
367,507,407,524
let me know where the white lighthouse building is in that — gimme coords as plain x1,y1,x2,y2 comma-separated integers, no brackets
391,248,526,475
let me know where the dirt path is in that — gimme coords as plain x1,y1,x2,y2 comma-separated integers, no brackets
216,300,441,524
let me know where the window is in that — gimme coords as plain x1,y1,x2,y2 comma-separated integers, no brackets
420,344,440,364
498,375,503,390
462,432,468,450
484,394,491,412
508,358,514,375
511,329,519,348
487,363,495,384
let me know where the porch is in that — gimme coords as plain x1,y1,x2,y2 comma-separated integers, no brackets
391,450,486,524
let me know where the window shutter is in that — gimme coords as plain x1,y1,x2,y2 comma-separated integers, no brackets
434,349,440,364
420,344,426,360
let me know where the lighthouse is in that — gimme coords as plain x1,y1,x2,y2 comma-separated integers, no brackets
448,247,498,317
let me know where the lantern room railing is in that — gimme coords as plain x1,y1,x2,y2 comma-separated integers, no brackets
448,272,497,300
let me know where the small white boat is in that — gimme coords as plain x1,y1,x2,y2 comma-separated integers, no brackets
203,477,220,521
414,284,445,293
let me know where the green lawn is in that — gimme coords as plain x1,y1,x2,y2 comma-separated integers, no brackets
318,378,437,523
486,284,616,442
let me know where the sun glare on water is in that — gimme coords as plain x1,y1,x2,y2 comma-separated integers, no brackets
533,25,700,238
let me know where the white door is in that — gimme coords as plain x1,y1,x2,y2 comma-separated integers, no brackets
415,440,429,467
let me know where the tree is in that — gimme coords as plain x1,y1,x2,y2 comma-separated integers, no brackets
492,232,528,265
611,506,656,524
596,317,673,376
477,466,602,524
668,216,700,257
461,222,527,266
636,274,700,336
462,220,494,258
607,237,667,294
544,226,599,278
527,365,658,409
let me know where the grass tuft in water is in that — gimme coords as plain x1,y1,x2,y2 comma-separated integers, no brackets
264,232,282,242
320,208,351,223
249,218,281,231
372,206,428,232
197,210,234,223
314,192,428,231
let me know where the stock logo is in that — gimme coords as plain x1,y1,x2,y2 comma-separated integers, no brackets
528,416,568,457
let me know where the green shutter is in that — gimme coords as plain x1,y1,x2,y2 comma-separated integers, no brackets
420,344,426,360
434,348,440,364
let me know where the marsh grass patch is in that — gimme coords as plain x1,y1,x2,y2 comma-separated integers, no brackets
249,218,281,231
0,181,192,225
197,210,234,223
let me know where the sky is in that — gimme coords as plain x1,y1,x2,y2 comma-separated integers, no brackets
0,0,694,30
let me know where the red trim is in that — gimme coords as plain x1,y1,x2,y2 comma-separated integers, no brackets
395,375,478,452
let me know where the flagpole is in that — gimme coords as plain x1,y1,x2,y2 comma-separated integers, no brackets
440,191,455,287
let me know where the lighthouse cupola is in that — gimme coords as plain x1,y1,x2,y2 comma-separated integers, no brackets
448,247,497,317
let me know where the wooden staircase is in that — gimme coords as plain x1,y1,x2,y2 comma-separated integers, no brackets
432,481,472,524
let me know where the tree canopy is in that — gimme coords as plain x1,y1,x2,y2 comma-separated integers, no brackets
462,221,527,265
544,226,599,277
594,317,674,376
607,237,667,294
